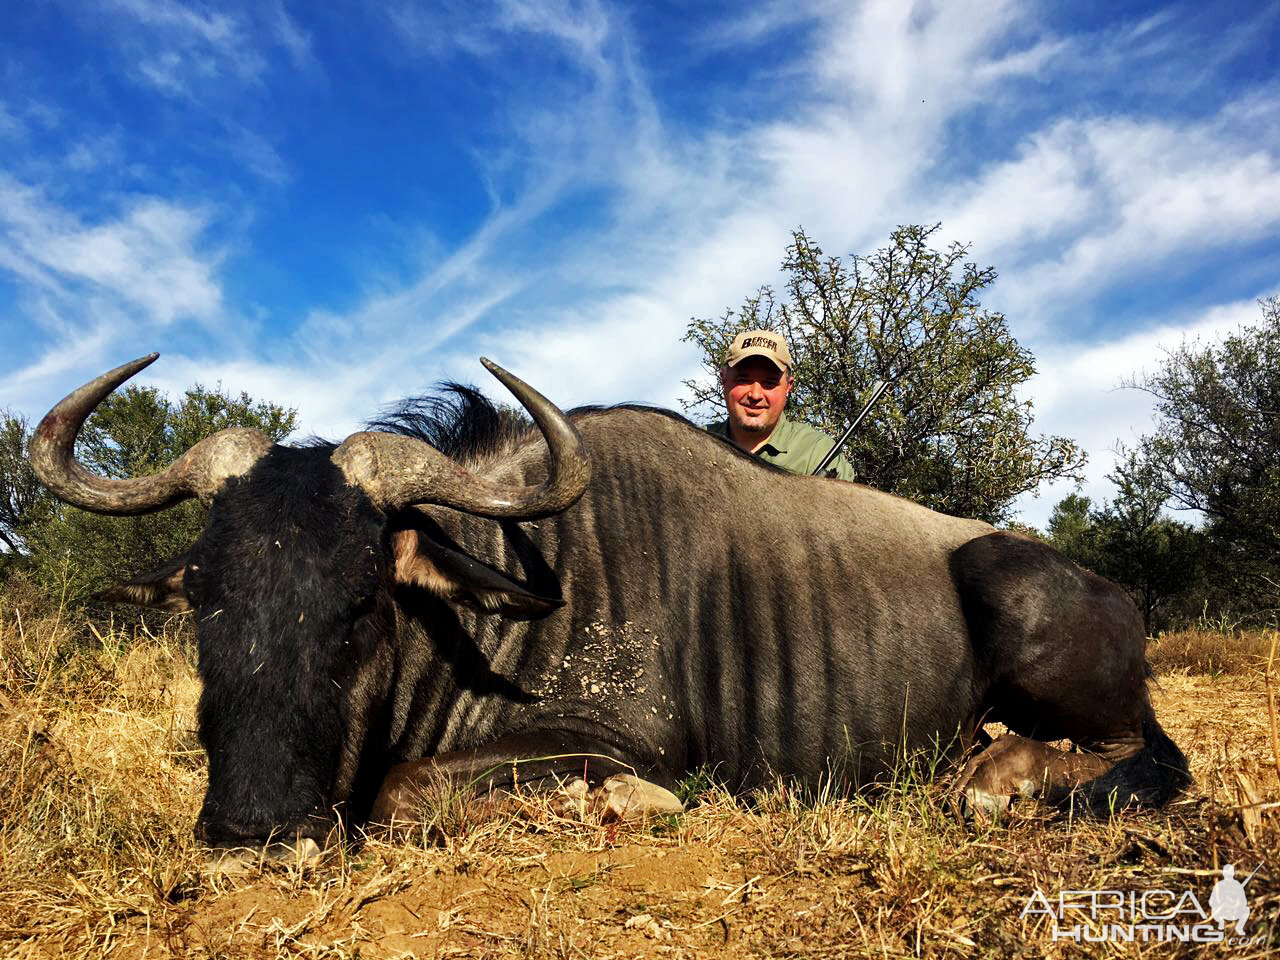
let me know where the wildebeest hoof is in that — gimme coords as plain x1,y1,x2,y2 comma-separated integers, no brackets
551,774,684,822
204,837,323,875
370,783,415,831
953,733,1112,821
595,774,684,821
955,778,1035,821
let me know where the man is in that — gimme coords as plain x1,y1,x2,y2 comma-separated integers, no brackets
708,329,856,481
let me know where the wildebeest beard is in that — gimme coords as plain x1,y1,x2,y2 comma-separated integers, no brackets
187,446,395,846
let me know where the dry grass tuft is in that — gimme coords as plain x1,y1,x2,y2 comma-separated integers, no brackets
1148,627,1278,677
2,591,1279,958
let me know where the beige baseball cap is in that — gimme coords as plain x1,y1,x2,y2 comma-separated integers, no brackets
724,329,792,372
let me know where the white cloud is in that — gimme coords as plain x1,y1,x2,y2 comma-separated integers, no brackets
49,0,318,191
496,0,611,68
696,0,824,49
13,2,317,190
224,125,289,185
0,322,120,404
107,0,238,46
935,110,1280,334
0,97,61,146
100,0,266,95
7,0,1280,537
388,0,611,71
0,177,222,327
1014,297,1276,528
0,104,21,140
265,0,317,75
385,1,498,59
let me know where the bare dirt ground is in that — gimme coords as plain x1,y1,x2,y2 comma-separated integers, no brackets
2,609,1279,959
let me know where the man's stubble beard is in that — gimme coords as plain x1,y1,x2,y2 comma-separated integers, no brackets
730,409,776,435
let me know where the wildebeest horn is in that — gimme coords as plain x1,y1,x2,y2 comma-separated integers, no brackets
331,357,590,518
29,354,273,515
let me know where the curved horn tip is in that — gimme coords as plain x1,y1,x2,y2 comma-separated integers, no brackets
479,357,534,391
479,357,525,392
111,352,162,380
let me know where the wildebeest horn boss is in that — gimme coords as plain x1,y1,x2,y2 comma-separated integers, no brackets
31,356,1190,848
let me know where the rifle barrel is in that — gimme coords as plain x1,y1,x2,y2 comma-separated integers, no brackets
812,379,889,476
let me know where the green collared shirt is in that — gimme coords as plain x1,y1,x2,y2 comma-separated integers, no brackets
708,413,856,481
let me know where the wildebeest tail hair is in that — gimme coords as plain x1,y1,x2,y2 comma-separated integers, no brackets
1049,716,1192,816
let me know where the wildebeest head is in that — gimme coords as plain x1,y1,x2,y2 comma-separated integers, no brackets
29,355,589,848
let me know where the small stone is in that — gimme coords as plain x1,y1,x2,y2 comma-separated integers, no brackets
549,777,591,818
625,912,671,940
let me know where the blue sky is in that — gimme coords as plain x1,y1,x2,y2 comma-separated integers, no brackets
2,0,1278,527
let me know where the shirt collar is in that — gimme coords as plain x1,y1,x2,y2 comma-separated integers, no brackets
759,412,791,454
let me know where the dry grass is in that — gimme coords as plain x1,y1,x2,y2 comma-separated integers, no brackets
1148,627,1279,677
2,604,1279,958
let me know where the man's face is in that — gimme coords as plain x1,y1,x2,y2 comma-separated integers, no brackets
721,356,792,437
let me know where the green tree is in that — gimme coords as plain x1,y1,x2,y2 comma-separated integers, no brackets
12,384,296,601
682,225,1085,523
1128,297,1280,619
1046,466,1208,634
1092,455,1208,634
998,521,1047,542
1046,493,1098,570
0,412,47,555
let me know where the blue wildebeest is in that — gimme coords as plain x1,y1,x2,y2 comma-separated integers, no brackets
30,355,1190,847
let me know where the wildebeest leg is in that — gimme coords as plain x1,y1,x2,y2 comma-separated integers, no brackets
954,734,1112,818
951,532,1191,816
371,729,681,828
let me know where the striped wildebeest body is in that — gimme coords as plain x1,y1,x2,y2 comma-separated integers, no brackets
30,356,1190,848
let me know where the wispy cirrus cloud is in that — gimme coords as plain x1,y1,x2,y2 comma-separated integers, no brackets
387,0,610,70
91,0,315,97
0,175,222,327
2,0,1278,535
26,0,314,187
102,0,264,94
936,106,1280,334
0,171,235,414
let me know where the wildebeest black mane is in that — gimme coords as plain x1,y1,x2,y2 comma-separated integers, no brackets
308,395,776,478
366,383,534,463
365,390,740,468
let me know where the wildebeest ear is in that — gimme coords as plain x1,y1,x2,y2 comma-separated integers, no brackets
95,556,193,613
392,531,562,619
